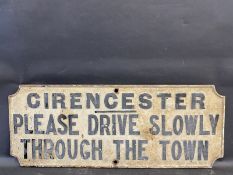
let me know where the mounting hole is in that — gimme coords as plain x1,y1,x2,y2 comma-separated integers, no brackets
112,159,119,165
114,88,119,93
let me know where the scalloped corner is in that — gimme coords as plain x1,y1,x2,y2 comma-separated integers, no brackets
8,85,22,100
211,85,225,99
209,153,224,168
10,151,22,166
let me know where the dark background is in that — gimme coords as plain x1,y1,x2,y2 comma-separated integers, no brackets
0,0,233,174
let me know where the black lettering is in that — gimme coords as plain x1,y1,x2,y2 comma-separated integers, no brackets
157,93,171,109
46,115,57,135
68,115,79,135
209,114,219,135
80,140,90,159
126,140,136,160
171,141,182,160
44,93,49,109
122,93,134,109
113,140,124,160
162,115,172,136
70,93,82,109
55,139,65,159
24,115,33,134
13,114,23,134
139,93,152,109
57,114,68,135
34,114,44,134
149,115,160,135
52,93,65,109
44,139,54,159
129,114,140,135
118,115,127,135
175,93,186,109
185,115,198,135
198,140,208,160
27,93,40,108
173,115,183,135
92,140,102,160
32,139,42,159
100,115,110,135
20,139,30,159
68,139,78,159
88,114,98,135
86,93,100,109
138,140,148,160
191,93,205,109
199,115,210,135
104,93,118,109
159,140,170,160
183,140,196,160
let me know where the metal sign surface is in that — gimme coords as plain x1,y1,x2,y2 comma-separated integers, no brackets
9,85,225,168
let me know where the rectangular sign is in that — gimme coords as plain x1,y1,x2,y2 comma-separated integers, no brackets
9,85,225,168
